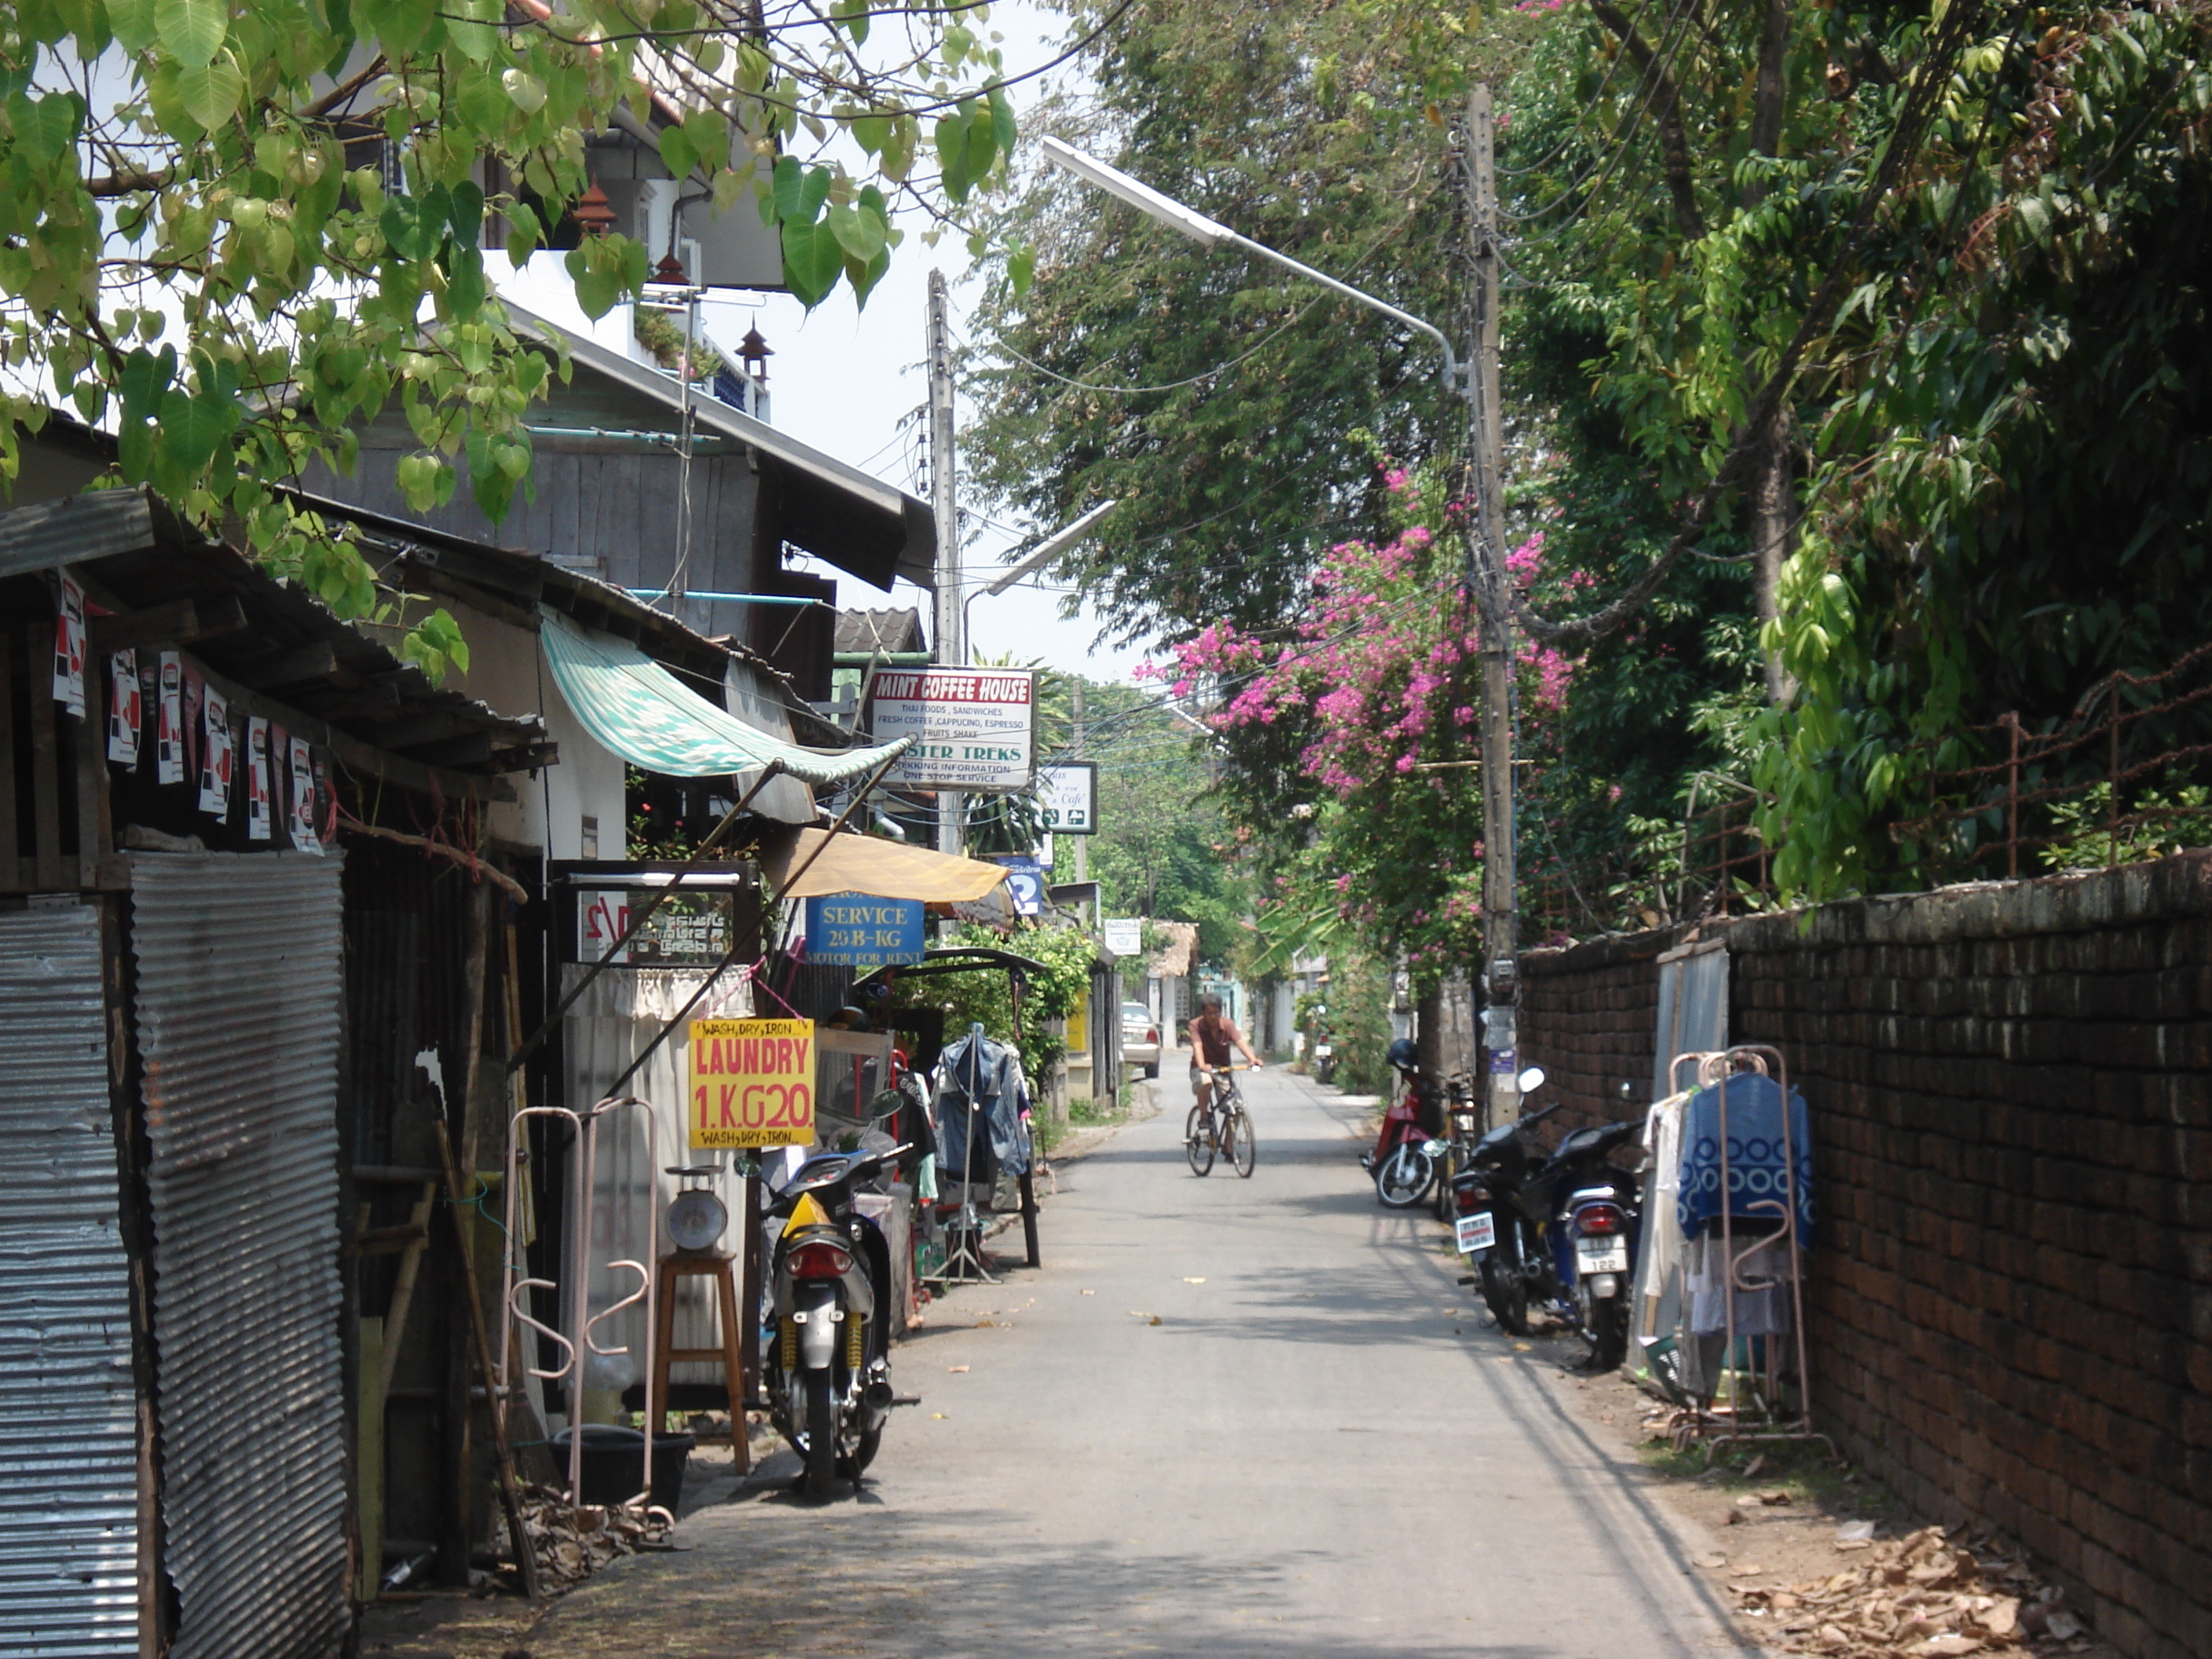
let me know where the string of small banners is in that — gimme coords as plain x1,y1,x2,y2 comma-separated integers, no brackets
53,570,331,854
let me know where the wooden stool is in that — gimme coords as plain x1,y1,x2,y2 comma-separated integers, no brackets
650,1251,749,1474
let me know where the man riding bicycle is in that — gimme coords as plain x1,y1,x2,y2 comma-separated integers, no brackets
1188,994,1262,1112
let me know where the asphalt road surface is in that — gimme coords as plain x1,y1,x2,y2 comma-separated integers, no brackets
529,1064,1756,1659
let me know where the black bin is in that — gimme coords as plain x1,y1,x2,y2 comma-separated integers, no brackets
552,1424,694,1512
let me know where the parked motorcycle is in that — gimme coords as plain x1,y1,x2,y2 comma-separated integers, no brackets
1367,1038,1443,1208
762,1141,906,1500
1446,1068,1643,1371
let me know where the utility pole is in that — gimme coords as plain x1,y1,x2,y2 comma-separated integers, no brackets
1070,679,1088,883
1465,84,1521,1130
927,269,963,857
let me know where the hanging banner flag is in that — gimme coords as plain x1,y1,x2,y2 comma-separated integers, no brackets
289,738,323,854
197,687,233,817
51,573,86,716
687,1018,816,1148
156,651,185,784
991,855,1046,916
865,666,1036,789
245,716,272,840
107,649,141,765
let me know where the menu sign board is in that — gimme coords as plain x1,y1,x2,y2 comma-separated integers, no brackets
866,667,1035,790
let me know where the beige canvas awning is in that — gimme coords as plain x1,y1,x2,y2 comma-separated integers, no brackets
764,827,1012,905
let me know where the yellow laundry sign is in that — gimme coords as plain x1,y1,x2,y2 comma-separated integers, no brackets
688,1018,815,1148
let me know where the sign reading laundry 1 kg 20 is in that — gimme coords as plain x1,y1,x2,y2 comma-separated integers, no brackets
866,667,1035,789
805,894,924,968
688,1018,816,1148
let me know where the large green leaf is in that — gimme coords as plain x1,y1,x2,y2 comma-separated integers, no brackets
153,0,225,67
824,200,884,262
105,0,158,53
780,218,842,307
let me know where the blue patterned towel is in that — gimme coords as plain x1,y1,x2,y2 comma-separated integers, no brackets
1677,1073,1814,1244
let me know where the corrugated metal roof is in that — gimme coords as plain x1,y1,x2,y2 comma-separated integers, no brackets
130,853,351,1659
0,903,139,1657
0,488,153,580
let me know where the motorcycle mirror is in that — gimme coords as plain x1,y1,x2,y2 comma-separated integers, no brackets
1517,1065,1547,1094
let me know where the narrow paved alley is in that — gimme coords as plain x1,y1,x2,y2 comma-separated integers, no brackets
526,1067,1756,1658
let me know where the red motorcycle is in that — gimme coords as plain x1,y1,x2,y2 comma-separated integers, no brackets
1364,1038,1442,1208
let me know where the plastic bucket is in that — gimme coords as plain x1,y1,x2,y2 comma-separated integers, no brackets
552,1424,694,1511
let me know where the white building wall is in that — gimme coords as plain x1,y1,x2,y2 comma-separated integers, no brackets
441,609,625,859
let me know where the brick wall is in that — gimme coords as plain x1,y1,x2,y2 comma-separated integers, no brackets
1517,855,2212,1659
1519,929,1674,1134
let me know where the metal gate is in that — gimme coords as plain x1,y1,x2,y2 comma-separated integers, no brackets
0,902,138,1657
130,851,350,1659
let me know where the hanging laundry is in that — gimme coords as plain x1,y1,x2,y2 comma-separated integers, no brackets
1677,1071,1814,1245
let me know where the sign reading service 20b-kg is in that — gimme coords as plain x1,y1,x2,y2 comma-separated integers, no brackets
866,667,1035,789
688,1018,815,1148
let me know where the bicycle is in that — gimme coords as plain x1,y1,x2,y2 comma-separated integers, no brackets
1185,1064,1258,1178
1427,1075,1481,1222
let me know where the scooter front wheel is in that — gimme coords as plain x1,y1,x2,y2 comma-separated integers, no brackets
802,1370,837,1501
1374,1142,1434,1208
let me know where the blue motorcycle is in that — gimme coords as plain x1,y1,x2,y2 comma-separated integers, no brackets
1447,1070,1643,1372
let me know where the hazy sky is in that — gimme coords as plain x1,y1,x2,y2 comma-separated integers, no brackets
695,2,1155,684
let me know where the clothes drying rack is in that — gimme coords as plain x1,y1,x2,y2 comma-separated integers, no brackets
1653,1045,1834,1459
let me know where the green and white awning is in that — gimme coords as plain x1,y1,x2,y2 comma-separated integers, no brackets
540,609,908,786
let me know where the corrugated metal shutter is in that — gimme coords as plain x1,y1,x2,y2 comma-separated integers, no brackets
0,903,138,1657
130,852,350,1659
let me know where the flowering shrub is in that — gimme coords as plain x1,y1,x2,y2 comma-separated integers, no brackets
1141,463,1588,979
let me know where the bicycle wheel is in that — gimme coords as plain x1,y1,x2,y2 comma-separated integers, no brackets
1185,1103,1215,1176
1227,1105,1257,1177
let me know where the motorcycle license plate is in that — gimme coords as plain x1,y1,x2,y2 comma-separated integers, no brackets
1456,1212,1496,1254
1313,1044,1332,1057
1577,1240,1629,1274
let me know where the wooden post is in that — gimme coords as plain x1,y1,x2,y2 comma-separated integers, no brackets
27,624,63,890
434,1122,543,1599
738,1175,763,1441
441,878,494,1585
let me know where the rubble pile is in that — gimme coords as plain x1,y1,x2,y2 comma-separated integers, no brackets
1741,1525,2094,1657
515,1489,676,1593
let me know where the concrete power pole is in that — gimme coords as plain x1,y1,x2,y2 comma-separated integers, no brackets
1466,85,1521,1130
1070,679,1088,883
927,269,964,857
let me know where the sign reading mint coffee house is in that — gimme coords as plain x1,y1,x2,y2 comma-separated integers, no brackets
865,667,1035,790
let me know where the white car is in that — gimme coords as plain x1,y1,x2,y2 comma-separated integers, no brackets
1120,1001,1162,1079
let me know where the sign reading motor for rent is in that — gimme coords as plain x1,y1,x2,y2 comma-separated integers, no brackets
805,894,924,968
866,667,1035,789
688,1017,816,1148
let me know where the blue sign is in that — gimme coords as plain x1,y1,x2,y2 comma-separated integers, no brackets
805,893,925,968
992,855,1045,916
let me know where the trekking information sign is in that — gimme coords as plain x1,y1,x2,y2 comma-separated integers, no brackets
865,666,1035,789
688,1017,815,1148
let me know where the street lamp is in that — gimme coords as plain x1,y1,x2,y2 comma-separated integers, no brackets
1042,128,1524,1129
961,496,1121,650
1039,139,1466,399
